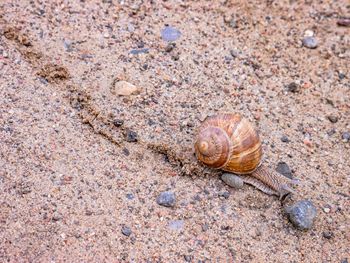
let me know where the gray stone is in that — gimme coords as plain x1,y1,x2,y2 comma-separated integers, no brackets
121,226,132,236
341,132,350,142
161,26,181,42
276,162,293,179
168,220,184,231
302,36,318,49
156,191,176,207
285,200,317,230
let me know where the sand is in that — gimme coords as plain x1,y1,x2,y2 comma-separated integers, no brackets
0,0,349,262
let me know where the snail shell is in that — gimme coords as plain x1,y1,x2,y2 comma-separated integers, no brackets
194,113,262,174
195,113,297,197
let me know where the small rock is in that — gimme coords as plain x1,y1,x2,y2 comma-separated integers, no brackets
161,26,181,42
121,226,132,236
341,258,348,263
122,147,130,156
327,115,338,123
112,81,140,96
304,30,314,37
165,43,176,52
129,48,149,55
337,18,350,27
125,129,137,142
302,36,318,49
63,39,73,52
286,82,299,93
285,200,317,230
323,207,331,213
327,128,336,136
126,193,134,200
221,173,244,189
276,162,292,179
338,72,346,80
184,255,193,262
322,231,333,239
168,220,184,231
341,132,350,142
281,135,290,143
113,119,124,127
218,191,230,199
156,191,176,207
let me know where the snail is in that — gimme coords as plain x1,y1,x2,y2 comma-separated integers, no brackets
194,113,298,198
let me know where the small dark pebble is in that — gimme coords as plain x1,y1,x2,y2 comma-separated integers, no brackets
129,48,149,55
327,115,338,123
302,36,318,49
121,226,132,236
285,199,317,230
276,162,293,179
322,231,333,239
230,50,239,58
338,72,346,80
171,54,179,61
113,119,124,127
218,191,230,199
125,130,138,142
337,18,350,27
281,135,290,143
39,77,49,85
184,255,193,262
122,147,130,156
341,259,348,263
161,26,181,42
156,191,176,207
327,128,336,136
165,43,176,52
63,39,73,52
126,193,134,200
341,132,350,142
286,82,299,93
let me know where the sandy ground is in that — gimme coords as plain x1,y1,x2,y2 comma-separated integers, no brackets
0,0,349,262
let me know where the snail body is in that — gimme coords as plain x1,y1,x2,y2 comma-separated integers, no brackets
195,113,297,197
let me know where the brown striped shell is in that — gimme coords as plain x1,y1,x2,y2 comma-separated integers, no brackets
194,113,263,174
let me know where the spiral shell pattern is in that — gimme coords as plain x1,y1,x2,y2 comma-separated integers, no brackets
194,113,263,174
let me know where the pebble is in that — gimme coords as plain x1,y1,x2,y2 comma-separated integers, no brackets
323,207,330,213
113,81,140,96
302,36,318,49
113,119,124,127
322,231,333,239
284,200,317,230
184,255,193,262
156,191,176,207
327,115,338,123
121,226,132,236
221,173,244,189
286,82,299,93
341,132,350,142
161,26,181,42
129,48,149,55
218,191,230,199
168,220,184,231
281,135,290,143
304,30,314,37
341,259,348,263
338,72,346,80
165,43,176,52
337,18,350,27
126,193,134,200
125,130,138,142
276,162,292,179
63,39,73,52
